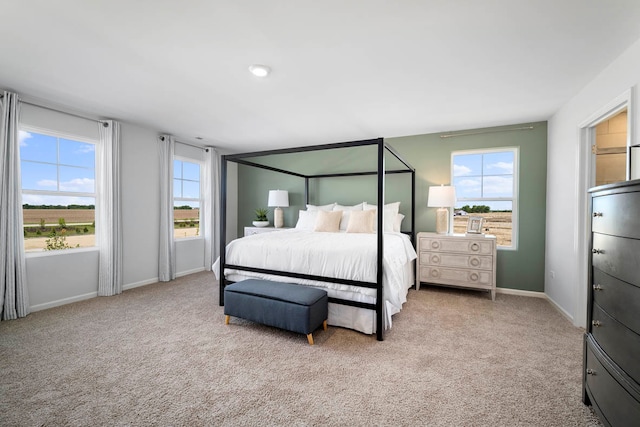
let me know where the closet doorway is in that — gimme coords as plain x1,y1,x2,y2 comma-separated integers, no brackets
594,109,627,186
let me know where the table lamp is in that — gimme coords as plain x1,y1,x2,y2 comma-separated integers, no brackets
268,190,289,228
427,185,456,234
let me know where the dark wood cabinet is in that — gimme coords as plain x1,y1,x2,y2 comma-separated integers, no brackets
584,179,640,427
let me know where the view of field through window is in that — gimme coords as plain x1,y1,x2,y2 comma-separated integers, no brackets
452,149,517,248
23,207,201,252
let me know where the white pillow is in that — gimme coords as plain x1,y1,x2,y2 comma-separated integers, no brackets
295,210,318,231
306,203,336,211
394,213,405,233
314,210,343,232
346,209,376,234
334,202,364,230
364,202,401,232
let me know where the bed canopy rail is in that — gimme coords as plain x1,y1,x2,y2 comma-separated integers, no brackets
219,138,415,341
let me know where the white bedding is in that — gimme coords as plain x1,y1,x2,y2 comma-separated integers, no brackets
213,229,417,334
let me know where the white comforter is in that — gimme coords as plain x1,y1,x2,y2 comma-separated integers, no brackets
213,229,417,319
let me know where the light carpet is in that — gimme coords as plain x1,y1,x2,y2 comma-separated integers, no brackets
0,271,602,426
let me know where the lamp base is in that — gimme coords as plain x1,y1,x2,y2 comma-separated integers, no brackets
274,207,284,228
435,207,449,234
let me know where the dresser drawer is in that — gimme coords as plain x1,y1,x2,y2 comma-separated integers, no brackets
418,237,494,254
591,303,640,382
592,191,640,239
419,266,492,288
419,252,493,270
585,336,640,427
592,233,640,287
592,269,640,335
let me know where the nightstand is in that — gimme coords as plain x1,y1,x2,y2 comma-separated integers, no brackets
416,232,497,300
243,226,291,237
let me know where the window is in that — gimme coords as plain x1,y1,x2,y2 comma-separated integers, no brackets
451,148,518,249
20,129,97,252
173,158,201,239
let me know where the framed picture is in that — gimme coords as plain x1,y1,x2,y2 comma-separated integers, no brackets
466,216,484,234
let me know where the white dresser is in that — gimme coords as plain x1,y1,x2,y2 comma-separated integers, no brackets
416,232,497,300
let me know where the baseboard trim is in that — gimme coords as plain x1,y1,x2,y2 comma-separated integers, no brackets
30,269,206,312
544,294,575,324
123,277,159,291
497,287,575,325
176,267,205,277
30,291,98,312
496,288,546,298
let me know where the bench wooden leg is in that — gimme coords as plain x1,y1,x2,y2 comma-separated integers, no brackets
307,333,314,345
323,320,327,331
225,315,230,325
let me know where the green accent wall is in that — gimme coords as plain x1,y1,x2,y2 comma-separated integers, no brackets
233,122,547,292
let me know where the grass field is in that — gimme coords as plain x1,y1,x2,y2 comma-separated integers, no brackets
453,212,512,247
23,209,200,251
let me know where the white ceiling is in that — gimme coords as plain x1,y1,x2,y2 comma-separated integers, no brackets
2,1,640,153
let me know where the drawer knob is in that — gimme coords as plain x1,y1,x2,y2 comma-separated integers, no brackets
593,284,603,291
430,269,440,278
592,212,603,218
431,241,440,249
469,273,479,281
470,257,480,267
586,369,596,376
431,255,440,264
592,320,602,327
591,249,603,254
470,243,480,252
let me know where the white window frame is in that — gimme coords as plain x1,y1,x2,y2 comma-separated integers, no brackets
173,156,203,240
20,125,99,253
451,147,519,250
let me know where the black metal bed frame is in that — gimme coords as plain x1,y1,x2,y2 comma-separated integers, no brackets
218,137,415,341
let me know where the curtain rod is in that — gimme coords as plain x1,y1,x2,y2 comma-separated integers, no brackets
2,94,109,126
439,125,535,139
159,135,210,152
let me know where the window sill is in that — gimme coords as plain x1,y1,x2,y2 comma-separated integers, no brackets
25,246,99,258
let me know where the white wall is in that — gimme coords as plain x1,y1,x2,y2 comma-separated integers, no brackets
25,110,216,311
546,36,640,327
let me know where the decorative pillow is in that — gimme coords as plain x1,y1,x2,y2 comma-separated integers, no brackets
314,210,343,232
364,202,401,232
295,210,318,231
306,203,336,211
346,209,376,234
394,213,405,233
334,202,365,230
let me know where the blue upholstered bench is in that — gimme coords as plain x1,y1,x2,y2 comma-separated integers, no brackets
224,279,328,345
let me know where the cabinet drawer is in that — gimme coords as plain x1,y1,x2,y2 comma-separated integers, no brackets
418,237,493,254
419,266,492,288
419,252,493,270
592,269,640,335
585,336,640,427
592,233,640,287
592,191,640,239
591,303,640,382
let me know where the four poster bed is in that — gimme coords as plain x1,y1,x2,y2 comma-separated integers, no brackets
215,138,416,341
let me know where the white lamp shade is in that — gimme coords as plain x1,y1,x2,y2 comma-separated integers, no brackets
268,190,289,207
427,185,456,208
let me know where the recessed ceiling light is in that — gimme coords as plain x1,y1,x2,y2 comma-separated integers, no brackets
248,64,271,78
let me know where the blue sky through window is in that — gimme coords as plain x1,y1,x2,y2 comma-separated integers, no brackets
173,160,200,209
19,130,96,206
453,151,514,211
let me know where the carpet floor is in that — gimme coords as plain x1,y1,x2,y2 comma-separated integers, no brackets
0,271,602,426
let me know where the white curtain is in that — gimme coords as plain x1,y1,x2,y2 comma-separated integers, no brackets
0,91,29,320
97,120,123,296
158,135,175,281
203,147,221,270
